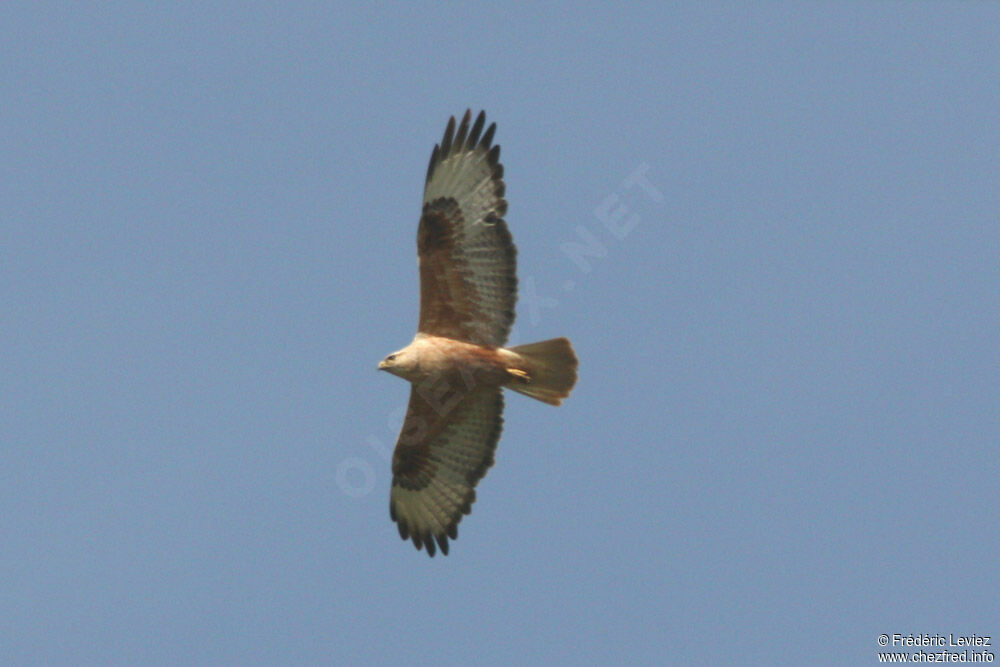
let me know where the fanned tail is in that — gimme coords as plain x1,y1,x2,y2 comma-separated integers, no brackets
506,337,578,406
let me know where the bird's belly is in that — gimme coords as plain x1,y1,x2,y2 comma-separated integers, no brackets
415,336,509,385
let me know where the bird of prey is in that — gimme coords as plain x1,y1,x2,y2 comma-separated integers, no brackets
378,110,578,557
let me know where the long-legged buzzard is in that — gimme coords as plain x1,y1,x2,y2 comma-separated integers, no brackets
378,110,578,556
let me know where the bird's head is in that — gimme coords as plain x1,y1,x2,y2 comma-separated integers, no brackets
378,345,420,380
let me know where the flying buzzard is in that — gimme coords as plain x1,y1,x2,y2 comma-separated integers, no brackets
378,110,578,557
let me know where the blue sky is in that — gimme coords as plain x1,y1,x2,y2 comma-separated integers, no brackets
2,3,998,665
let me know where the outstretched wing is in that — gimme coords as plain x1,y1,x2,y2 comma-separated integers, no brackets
417,110,517,347
389,385,504,557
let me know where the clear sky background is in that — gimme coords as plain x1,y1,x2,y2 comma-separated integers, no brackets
2,3,998,665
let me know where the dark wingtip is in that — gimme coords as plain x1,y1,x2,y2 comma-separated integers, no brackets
427,112,497,186
468,111,486,149
425,532,437,557
440,115,457,156
438,531,452,555
425,143,440,185
486,143,501,166
453,110,472,154
481,122,497,150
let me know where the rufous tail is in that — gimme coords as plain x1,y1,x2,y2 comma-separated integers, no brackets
506,337,578,406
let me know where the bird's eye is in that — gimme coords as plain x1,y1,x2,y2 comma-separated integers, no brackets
386,354,397,362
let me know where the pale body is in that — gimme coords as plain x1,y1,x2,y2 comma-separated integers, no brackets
379,334,524,387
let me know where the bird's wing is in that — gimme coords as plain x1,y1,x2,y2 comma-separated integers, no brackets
417,110,517,347
389,384,504,556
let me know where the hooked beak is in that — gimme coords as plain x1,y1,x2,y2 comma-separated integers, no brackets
377,360,387,371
